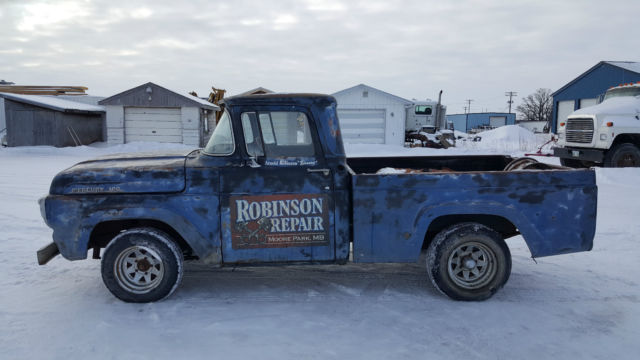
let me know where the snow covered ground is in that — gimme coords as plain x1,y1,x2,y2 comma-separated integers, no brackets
1,130,639,359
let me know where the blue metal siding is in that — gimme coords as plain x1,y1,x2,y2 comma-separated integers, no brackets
446,113,516,133
447,114,467,132
551,63,640,132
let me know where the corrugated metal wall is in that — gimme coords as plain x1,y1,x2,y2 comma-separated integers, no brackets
4,100,104,147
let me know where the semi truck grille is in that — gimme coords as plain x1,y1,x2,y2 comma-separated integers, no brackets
566,118,594,143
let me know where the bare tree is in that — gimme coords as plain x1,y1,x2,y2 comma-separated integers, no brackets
516,88,553,127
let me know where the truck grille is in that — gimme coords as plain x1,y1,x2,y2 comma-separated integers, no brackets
566,118,594,144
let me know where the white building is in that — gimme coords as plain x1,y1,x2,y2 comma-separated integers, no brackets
332,84,411,145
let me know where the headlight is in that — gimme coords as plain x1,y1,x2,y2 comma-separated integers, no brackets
558,133,565,139
600,134,607,141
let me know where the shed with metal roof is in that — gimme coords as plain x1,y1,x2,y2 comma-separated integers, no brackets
551,61,640,133
0,93,105,147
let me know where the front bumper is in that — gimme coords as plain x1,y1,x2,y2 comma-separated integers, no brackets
554,147,605,163
37,242,60,265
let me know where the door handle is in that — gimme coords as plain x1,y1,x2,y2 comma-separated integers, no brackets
307,168,330,176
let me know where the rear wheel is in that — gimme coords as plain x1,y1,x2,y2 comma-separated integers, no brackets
604,143,640,167
426,223,511,301
101,228,183,303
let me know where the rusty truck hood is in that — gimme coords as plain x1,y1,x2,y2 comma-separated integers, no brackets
49,150,193,195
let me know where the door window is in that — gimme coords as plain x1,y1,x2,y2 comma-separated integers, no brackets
241,111,316,159
241,112,265,157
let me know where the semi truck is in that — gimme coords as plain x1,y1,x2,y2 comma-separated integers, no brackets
405,91,454,147
554,82,640,167
38,93,597,303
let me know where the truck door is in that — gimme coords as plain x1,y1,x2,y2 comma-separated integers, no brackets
220,107,335,264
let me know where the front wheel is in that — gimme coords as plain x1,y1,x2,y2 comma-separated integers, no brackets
101,228,184,303
426,223,511,301
604,143,640,167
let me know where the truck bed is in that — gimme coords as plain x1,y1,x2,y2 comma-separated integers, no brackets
347,155,515,173
347,156,597,263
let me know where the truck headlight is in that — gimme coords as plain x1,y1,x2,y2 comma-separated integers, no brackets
600,134,607,141
558,133,565,139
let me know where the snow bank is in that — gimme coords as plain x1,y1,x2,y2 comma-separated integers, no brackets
459,125,540,152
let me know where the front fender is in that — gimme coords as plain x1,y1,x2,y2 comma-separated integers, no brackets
44,194,222,264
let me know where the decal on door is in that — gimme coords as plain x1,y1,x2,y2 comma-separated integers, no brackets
230,194,329,249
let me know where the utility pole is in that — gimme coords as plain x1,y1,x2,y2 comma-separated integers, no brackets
465,99,473,114
505,91,517,113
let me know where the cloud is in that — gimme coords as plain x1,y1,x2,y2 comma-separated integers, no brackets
1,0,639,113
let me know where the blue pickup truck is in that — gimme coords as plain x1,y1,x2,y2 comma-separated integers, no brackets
38,94,597,302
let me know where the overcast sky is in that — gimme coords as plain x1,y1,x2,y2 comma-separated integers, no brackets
1,0,639,114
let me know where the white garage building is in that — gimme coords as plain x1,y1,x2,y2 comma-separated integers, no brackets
99,82,219,147
332,84,411,145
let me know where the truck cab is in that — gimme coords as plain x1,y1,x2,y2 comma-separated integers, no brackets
554,82,640,167
196,94,351,264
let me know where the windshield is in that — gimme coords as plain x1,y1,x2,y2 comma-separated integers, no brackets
203,110,234,155
604,87,640,101
415,105,432,115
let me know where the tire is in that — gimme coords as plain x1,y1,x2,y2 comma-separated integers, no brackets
604,143,640,167
560,157,586,168
426,223,511,301
101,228,184,303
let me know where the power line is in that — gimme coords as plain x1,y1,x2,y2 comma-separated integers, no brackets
505,91,518,113
465,99,473,113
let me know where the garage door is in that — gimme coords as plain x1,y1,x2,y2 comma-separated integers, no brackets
579,98,597,109
336,109,386,144
556,100,575,127
489,116,506,128
124,107,182,143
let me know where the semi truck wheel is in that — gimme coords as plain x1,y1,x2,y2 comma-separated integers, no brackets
426,223,511,301
101,228,184,303
604,143,640,167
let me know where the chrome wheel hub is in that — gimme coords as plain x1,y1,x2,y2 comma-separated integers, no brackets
114,246,164,294
447,241,496,289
